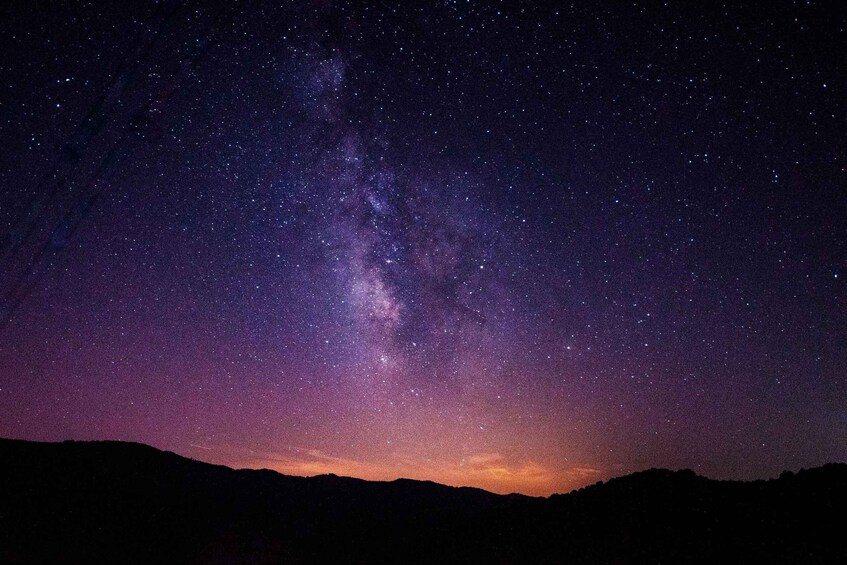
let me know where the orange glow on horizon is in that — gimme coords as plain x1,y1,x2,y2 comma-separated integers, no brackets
186,443,602,496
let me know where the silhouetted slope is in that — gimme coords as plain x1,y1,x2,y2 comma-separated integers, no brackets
531,467,847,564
0,438,845,564
0,438,522,563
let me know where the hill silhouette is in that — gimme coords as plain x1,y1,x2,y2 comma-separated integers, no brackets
1,438,844,563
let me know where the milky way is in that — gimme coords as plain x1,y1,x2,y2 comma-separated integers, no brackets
0,1,844,495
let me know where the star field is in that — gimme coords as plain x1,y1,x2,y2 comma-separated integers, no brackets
0,1,844,495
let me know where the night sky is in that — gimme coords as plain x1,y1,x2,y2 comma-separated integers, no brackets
1,1,844,496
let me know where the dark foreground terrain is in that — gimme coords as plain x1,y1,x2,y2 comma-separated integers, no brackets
0,438,844,564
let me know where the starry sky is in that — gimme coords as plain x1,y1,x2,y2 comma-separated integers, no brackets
0,1,844,496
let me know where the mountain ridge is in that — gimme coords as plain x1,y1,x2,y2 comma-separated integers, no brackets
1,437,845,563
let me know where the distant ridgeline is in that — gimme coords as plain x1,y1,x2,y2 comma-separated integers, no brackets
1,438,845,564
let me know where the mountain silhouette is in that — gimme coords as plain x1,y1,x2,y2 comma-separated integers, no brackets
1,438,844,563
